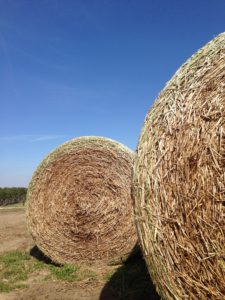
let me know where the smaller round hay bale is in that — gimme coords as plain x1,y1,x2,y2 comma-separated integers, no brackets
134,33,225,299
27,136,136,265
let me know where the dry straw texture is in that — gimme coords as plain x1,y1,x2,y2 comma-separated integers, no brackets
27,136,136,265
134,33,225,299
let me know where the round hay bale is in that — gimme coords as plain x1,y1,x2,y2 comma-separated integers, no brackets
134,33,225,299
27,136,136,265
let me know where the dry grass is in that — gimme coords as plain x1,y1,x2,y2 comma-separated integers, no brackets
134,33,225,299
27,136,136,265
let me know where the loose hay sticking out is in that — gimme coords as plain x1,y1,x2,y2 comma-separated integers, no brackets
134,33,225,299
27,136,136,265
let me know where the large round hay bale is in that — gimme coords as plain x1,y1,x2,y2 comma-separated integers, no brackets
27,136,136,265
134,33,225,299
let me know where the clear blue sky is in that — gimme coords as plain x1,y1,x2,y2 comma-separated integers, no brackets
0,0,225,187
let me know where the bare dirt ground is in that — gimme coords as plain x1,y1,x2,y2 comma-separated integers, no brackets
0,207,159,300
1,282,110,300
0,209,33,254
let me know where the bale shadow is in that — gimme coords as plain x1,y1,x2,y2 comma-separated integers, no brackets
99,244,160,300
30,245,60,266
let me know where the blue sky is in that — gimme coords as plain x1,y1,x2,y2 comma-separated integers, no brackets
1,0,225,187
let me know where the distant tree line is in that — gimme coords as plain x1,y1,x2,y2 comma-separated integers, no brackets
0,187,27,206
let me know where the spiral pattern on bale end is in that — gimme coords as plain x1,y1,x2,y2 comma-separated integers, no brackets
27,136,136,265
134,33,225,299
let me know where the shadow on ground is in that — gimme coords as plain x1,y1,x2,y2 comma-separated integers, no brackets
30,245,60,266
99,244,160,300
30,244,160,300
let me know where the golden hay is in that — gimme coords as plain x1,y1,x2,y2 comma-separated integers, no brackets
27,136,136,265
134,33,225,299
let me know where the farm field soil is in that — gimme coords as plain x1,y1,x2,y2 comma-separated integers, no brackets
0,208,33,254
0,207,159,300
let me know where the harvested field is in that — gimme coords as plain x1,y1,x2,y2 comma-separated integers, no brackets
134,33,225,299
0,208,33,254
